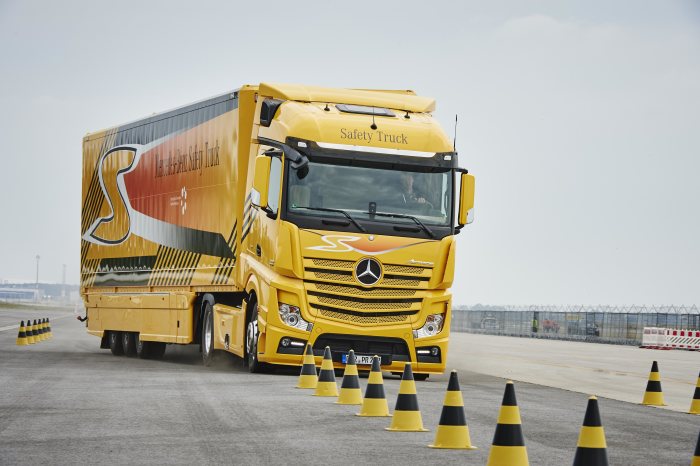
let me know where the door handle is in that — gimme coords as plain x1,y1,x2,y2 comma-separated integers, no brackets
256,245,261,257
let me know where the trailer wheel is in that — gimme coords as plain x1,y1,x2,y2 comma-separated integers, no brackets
122,332,137,357
136,334,150,359
201,300,217,366
246,301,266,373
109,331,124,356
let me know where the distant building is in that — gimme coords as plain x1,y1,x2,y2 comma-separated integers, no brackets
0,288,39,301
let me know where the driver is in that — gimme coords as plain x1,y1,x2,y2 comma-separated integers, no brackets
399,172,428,204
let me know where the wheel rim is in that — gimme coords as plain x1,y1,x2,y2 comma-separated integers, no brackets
246,319,258,361
204,310,213,355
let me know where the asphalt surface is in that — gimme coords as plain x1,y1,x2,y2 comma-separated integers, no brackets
0,305,698,465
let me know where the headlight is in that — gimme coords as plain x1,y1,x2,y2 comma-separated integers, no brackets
413,314,445,338
278,303,311,331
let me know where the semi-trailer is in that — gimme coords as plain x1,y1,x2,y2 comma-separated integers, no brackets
80,83,475,377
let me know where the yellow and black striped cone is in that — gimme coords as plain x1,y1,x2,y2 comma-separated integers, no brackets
486,380,529,466
336,350,362,405
429,370,476,449
38,318,46,341
46,318,53,339
16,321,29,346
689,372,700,415
573,396,608,466
386,363,428,431
692,430,700,466
42,318,49,340
26,320,36,344
32,319,41,343
314,346,338,397
642,361,666,406
296,343,318,389
357,355,390,417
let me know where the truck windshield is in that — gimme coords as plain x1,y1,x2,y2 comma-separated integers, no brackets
286,161,452,227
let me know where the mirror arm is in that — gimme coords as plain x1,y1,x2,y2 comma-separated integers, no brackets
256,136,309,170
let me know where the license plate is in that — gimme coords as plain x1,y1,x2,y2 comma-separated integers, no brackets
342,354,378,365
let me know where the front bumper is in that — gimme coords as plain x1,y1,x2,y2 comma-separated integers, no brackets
259,319,448,374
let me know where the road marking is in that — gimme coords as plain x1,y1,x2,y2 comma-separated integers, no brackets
0,314,75,332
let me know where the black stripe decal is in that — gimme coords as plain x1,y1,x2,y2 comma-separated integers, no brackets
501,384,518,406
438,405,466,426
582,401,602,427
573,448,608,465
645,380,662,392
341,376,360,389
301,364,317,376
693,386,700,399
395,394,419,411
492,423,525,446
364,383,386,399
318,369,335,383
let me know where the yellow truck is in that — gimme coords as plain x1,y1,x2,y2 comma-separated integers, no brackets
80,83,475,378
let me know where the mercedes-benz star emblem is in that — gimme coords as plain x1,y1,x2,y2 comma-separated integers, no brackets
355,258,382,286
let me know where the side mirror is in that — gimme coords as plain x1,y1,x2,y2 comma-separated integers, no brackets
251,155,271,209
458,173,475,226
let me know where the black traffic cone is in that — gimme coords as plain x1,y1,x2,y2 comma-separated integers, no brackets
429,370,476,449
357,355,390,417
692,430,700,466
486,380,529,466
296,343,318,389
16,321,28,346
314,346,338,397
386,363,427,431
573,396,608,466
642,361,666,406
336,349,362,405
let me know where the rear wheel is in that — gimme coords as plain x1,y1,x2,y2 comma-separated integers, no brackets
122,332,137,357
136,334,150,359
109,331,124,356
201,301,217,366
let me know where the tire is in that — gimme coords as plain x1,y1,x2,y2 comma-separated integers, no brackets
245,300,266,373
201,300,217,366
136,334,150,359
109,331,124,356
414,373,429,381
122,332,137,357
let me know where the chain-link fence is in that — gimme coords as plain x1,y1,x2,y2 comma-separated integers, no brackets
451,305,700,345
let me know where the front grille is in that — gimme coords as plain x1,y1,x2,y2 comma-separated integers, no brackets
304,256,431,327
318,308,409,324
313,282,417,297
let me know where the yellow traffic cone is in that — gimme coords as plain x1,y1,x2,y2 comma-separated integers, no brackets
573,396,608,466
486,380,529,466
692,430,700,466
386,363,428,431
296,343,318,389
42,319,49,341
642,361,666,406
26,320,36,344
38,318,46,341
689,372,700,415
16,321,29,346
314,346,338,397
429,370,476,449
46,318,53,339
31,319,40,343
336,350,362,405
356,355,390,417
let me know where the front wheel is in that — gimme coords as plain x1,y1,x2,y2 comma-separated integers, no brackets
245,301,266,373
201,301,217,366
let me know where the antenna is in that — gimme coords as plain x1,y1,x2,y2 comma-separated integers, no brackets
453,114,458,151
370,107,377,130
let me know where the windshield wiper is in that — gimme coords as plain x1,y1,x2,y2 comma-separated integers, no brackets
365,212,435,239
296,207,367,233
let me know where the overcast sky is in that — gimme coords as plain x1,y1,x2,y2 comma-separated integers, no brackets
0,1,698,305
